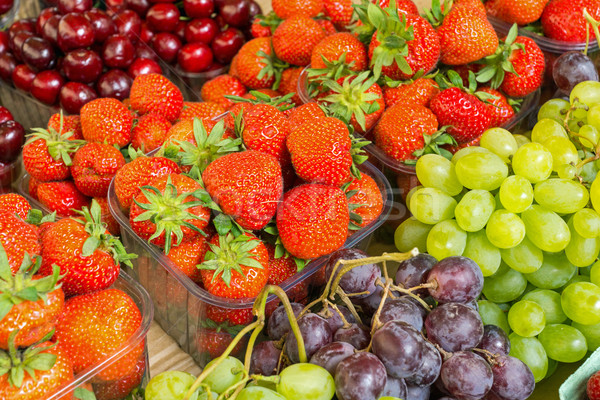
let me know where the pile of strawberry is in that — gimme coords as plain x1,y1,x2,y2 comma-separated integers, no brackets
0,193,144,399
485,0,600,43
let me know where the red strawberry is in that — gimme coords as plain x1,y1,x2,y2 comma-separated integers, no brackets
200,74,247,110
206,304,254,326
273,16,326,67
288,102,327,131
316,18,338,35
203,150,283,231
28,176,40,200
272,0,323,19
311,32,368,72
179,101,227,121
199,233,269,299
279,67,303,105
167,234,210,283
131,112,172,152
242,104,292,165
71,142,126,198
93,353,146,400
478,86,515,127
197,325,245,359
236,37,284,90
0,193,31,219
0,210,40,274
36,180,91,217
94,196,121,236
130,73,184,122
129,173,211,254
345,171,384,232
47,113,83,140
266,243,297,285
324,0,354,28
377,0,419,15
542,0,600,42
485,0,547,25
251,19,273,38
276,183,350,259
55,288,143,381
382,77,440,108
80,98,134,148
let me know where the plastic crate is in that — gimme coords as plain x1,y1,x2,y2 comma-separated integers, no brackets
0,81,57,131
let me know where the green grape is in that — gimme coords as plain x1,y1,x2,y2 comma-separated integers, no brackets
454,152,509,191
237,387,287,400
463,230,502,276
537,98,570,122
565,219,600,267
480,127,518,161
405,185,422,207
588,103,600,130
145,371,196,400
509,333,548,383
204,356,244,394
538,324,587,363
394,217,432,253
513,134,531,148
522,205,571,252
522,289,568,324
559,274,590,292
571,321,600,351
531,118,568,143
524,251,577,289
556,164,577,179
500,237,543,274
196,391,220,400
533,179,590,214
581,155,599,183
454,189,495,232
451,146,491,164
426,219,467,260
409,187,457,225
415,154,463,196
485,210,525,249
545,358,558,380
579,124,600,149
573,208,600,238
591,175,600,213
508,300,546,337
483,267,528,303
512,142,553,184
499,175,533,213
478,300,511,333
562,281,600,325
541,136,579,172
570,81,600,107
591,260,600,286
277,363,335,400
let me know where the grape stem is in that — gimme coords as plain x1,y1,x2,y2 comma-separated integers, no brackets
362,278,394,353
584,8,600,52
472,348,501,366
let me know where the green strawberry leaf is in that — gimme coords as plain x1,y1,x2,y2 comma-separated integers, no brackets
75,387,98,400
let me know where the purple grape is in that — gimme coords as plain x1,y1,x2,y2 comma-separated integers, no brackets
406,340,441,387
285,312,332,363
372,320,425,379
406,384,431,400
333,323,370,350
335,352,387,400
326,248,381,299
249,341,280,376
310,341,355,376
427,257,484,303
425,303,484,353
478,325,511,356
553,51,599,94
490,355,535,400
395,253,437,296
267,302,303,340
375,297,424,331
440,351,493,400
321,305,356,333
381,376,408,399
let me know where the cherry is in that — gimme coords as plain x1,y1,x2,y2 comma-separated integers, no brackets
41,14,61,45
21,36,55,71
213,14,227,30
139,22,154,44
30,69,64,105
102,34,135,69
0,52,17,81
0,0,14,14
135,42,159,61
174,20,186,41
151,32,181,63
11,64,36,91
57,13,95,52
214,0,227,9
112,9,141,43
104,0,126,14
0,106,13,125
184,0,214,18
0,31,9,54
9,31,34,61
96,69,132,100
178,42,212,73
146,3,180,32
63,49,103,83
0,120,25,164
220,0,250,28
185,18,218,44
84,8,116,44
248,1,261,21
58,0,93,14
127,57,162,78
211,27,244,64
59,81,97,114
9,19,36,41
35,7,60,35
126,0,151,16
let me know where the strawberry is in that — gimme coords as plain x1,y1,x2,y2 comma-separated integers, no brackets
0,211,40,274
200,74,248,110
129,73,184,122
276,183,349,259
54,288,143,381
345,171,384,231
288,102,327,131
28,176,39,200
179,101,227,121
167,234,210,283
129,173,211,254
272,16,326,67
114,155,181,210
542,0,600,42
373,101,440,161
199,233,269,299
485,0,547,25
197,325,245,359
243,88,282,100
377,0,419,15
324,0,354,28
203,150,283,231
0,193,31,219
236,37,286,90
266,243,297,285
206,304,254,326
0,335,74,400
311,32,369,72
0,245,63,349
47,113,83,140
382,77,439,108
36,180,91,217
272,0,323,19
80,98,134,148
279,67,303,105
93,353,146,400
94,196,121,236
251,19,273,38
71,142,126,198
316,18,338,35
478,86,515,127
229,54,240,77
287,116,353,186
131,112,172,152
241,104,292,165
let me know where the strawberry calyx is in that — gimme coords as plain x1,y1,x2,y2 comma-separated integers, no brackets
24,209,55,226
225,91,296,111
256,48,290,91
423,0,452,28
350,134,371,179
254,11,283,35
475,24,524,89
26,112,86,167
74,387,98,400
343,181,367,231
199,233,264,287
436,70,499,104
262,223,309,271
200,318,245,336
122,146,146,164
74,199,137,267
406,127,457,164
308,53,359,83
382,69,437,88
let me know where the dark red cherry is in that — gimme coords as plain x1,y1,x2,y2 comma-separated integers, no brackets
0,52,17,81
96,69,132,100
219,0,250,28
9,19,36,41
63,48,103,83
11,64,36,91
127,57,162,78
0,0,14,15
185,18,218,44
135,42,159,61
0,120,25,164
84,8,117,44
211,27,244,64
58,0,93,14
178,42,212,73
35,7,60,35
57,13,95,52
41,14,61,45
112,9,141,43
146,3,180,32
59,81,97,114
126,0,151,16
0,31,8,54
183,0,214,18
30,69,65,105
151,32,181,63
102,34,135,68
21,36,55,71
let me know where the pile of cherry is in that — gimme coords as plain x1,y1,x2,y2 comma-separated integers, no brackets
0,0,260,113
254,250,536,400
